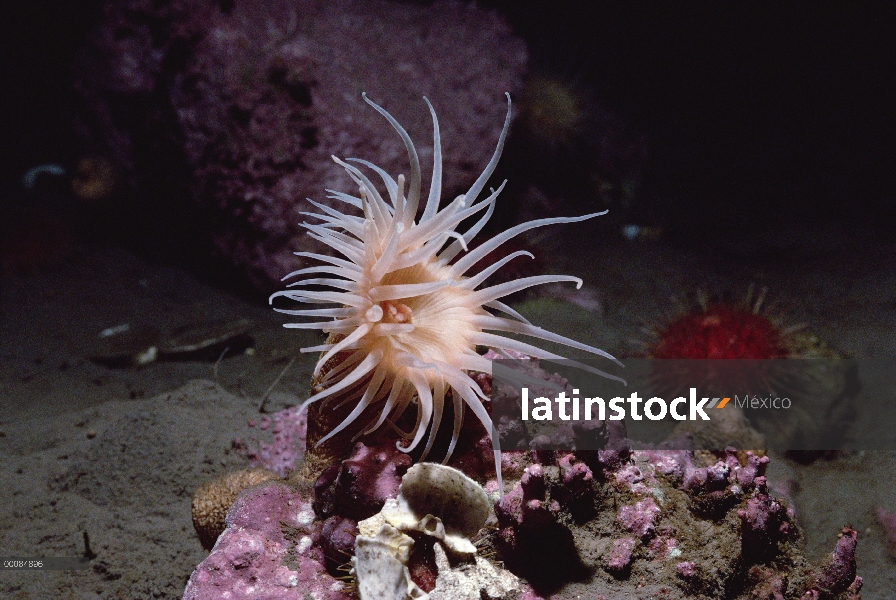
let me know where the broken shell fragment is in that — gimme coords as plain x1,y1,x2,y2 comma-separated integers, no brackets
354,463,517,599
359,463,491,556
427,542,520,600
394,462,491,554
353,524,426,600
88,323,161,368
159,318,254,361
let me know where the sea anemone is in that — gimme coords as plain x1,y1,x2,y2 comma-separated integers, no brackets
270,93,620,483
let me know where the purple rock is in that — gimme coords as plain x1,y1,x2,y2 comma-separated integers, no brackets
613,463,652,495
810,528,859,596
236,405,307,477
646,535,678,560
681,450,767,516
684,459,729,493
617,497,660,538
446,424,503,481
738,478,791,555
521,463,546,501
640,448,693,486
495,463,554,537
558,453,593,498
316,515,358,574
495,482,526,529
183,481,351,599
733,450,769,488
313,440,411,521
75,0,528,290
605,537,637,573
676,561,697,579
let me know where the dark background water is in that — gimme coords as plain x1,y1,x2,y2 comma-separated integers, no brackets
490,2,896,231
3,2,893,241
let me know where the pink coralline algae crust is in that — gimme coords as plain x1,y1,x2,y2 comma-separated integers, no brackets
737,476,792,557
75,0,528,290
618,497,660,538
233,406,307,477
183,481,351,600
186,439,414,596
811,529,861,597
646,532,679,560
683,448,771,518
316,515,358,574
605,537,637,572
517,583,551,600
490,443,864,599
313,440,412,522
445,422,505,481
745,565,793,600
676,561,697,579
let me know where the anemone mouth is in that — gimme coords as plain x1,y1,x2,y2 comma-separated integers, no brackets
271,93,620,485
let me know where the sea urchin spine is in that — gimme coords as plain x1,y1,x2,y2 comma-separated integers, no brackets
271,93,619,484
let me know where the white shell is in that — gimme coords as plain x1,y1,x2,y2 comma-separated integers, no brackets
427,543,520,600
354,463,498,599
392,463,490,554
353,524,426,600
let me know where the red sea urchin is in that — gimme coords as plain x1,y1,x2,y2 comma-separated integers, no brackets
270,93,621,483
648,288,793,360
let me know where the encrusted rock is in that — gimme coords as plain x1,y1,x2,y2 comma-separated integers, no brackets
75,0,528,290
184,481,351,599
605,537,637,573
493,445,861,599
182,358,865,599
617,497,660,538
190,467,280,550
314,440,412,521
